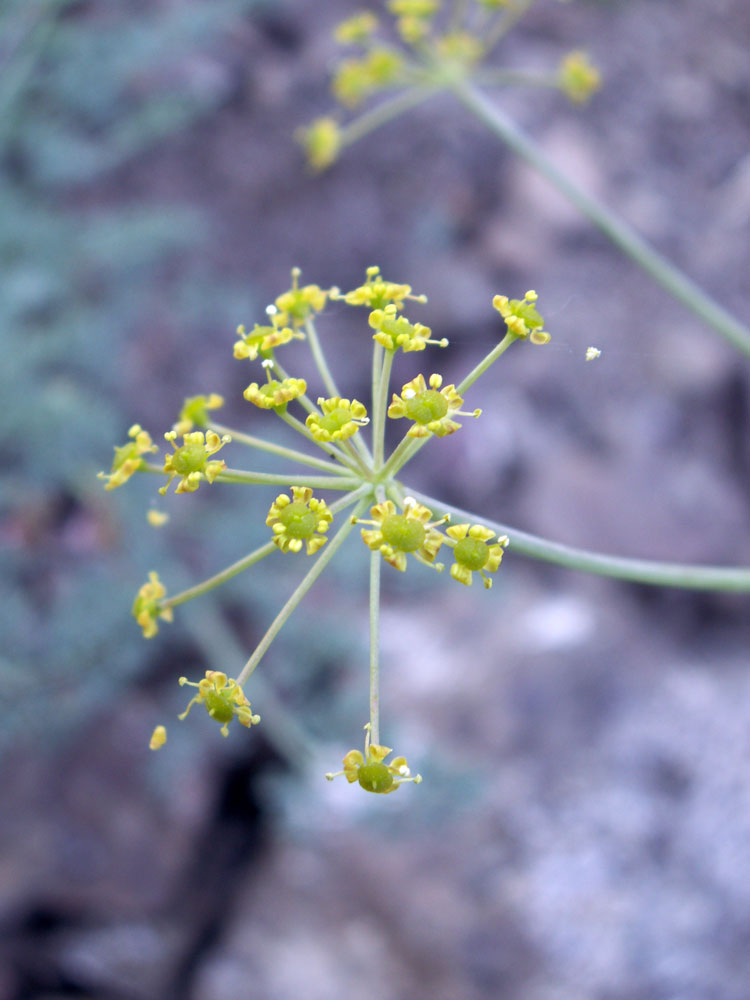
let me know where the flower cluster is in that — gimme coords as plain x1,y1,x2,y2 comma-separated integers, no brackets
297,2,601,170
101,268,559,799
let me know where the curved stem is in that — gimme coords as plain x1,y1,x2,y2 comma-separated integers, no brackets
404,487,750,591
237,497,370,684
368,551,381,746
217,468,361,490
209,421,348,475
450,78,750,356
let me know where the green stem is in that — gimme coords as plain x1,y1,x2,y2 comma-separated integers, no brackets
450,78,750,357
179,600,317,769
483,0,537,55
369,551,381,746
209,421,348,475
339,85,440,151
217,467,361,490
277,410,361,472
404,487,750,592
305,317,374,466
379,335,514,482
162,542,277,610
162,488,365,613
457,331,518,394
373,349,394,470
237,497,370,684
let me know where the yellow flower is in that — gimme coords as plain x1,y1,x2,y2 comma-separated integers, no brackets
296,117,342,172
331,48,404,109
306,397,369,443
132,571,174,639
172,393,224,436
357,497,447,572
178,671,260,738
388,373,480,437
558,50,601,105
492,289,550,344
160,430,230,495
433,31,483,68
266,487,333,555
98,424,157,490
334,11,379,45
326,723,422,794
149,725,167,750
368,304,448,353
243,371,307,411
146,509,169,528
446,523,509,589
333,265,426,311
273,268,331,330
233,322,301,362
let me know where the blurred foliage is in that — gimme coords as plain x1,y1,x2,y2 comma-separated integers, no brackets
0,0,279,752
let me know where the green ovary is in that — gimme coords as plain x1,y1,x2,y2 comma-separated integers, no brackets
405,389,448,425
279,502,317,539
454,536,489,571
381,514,425,552
172,444,207,474
204,691,234,724
358,762,393,793
318,407,350,435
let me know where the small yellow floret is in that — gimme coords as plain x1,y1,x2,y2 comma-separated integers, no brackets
446,523,509,589
332,265,426,311
266,486,333,555
325,723,422,794
356,497,447,572
334,12,379,44
178,671,260,738
149,725,167,750
98,424,158,491
132,571,174,639
492,290,550,344
233,323,301,361
306,397,369,443
368,304,447,353
172,394,224,436
388,373,480,437
331,48,404,109
558,50,601,105
160,430,230,495
147,510,169,528
244,376,307,410
296,117,342,172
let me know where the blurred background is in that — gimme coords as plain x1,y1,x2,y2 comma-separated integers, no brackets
1,0,749,997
